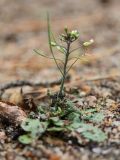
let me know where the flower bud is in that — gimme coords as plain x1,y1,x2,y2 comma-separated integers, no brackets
64,26,68,34
51,41,57,47
83,39,94,47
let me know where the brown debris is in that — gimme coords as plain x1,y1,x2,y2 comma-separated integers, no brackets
9,89,24,106
0,0,120,159
23,94,37,111
49,154,61,160
0,101,27,125
5,151,16,160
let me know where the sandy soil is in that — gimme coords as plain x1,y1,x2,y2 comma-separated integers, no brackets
0,0,120,160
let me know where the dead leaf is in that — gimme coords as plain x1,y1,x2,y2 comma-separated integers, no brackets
9,89,23,106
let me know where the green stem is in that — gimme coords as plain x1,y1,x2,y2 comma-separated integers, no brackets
58,42,70,97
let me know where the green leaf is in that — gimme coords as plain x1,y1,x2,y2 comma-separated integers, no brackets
68,122,107,142
55,120,64,127
89,113,105,123
82,109,97,114
47,127,65,132
21,118,40,132
37,105,46,114
67,112,80,123
49,117,64,127
21,118,48,138
76,123,107,142
81,109,97,120
49,117,59,122
18,135,33,144
51,107,63,116
65,100,77,113
39,122,49,133
68,122,83,130
82,127,107,142
66,100,74,108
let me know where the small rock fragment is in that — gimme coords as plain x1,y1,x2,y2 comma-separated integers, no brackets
92,147,102,154
86,96,97,107
0,131,6,141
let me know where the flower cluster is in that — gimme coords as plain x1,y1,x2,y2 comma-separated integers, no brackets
60,28,80,43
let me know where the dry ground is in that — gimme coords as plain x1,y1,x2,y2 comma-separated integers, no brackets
0,0,120,160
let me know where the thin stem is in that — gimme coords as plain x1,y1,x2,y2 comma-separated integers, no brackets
66,57,79,74
47,14,63,76
69,44,86,55
58,42,70,97
51,32,67,54
68,55,87,61
34,49,64,65
70,46,82,53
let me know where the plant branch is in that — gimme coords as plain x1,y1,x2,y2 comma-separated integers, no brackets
58,42,71,97
70,45,82,53
66,57,79,74
47,14,63,76
34,49,64,64
68,55,87,61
